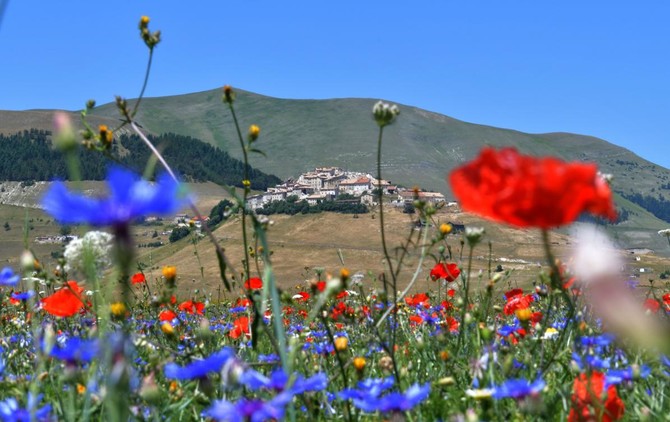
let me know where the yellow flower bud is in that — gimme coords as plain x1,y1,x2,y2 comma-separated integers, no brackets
162,265,177,280
98,124,113,146
515,308,532,322
340,268,350,281
353,356,366,371
248,124,260,141
334,336,348,352
110,302,127,318
223,85,235,104
161,322,175,335
140,16,150,26
439,223,452,235
242,179,251,188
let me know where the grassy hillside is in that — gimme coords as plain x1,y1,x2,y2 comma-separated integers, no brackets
85,88,670,200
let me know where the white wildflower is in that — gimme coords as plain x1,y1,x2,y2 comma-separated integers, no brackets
64,231,114,275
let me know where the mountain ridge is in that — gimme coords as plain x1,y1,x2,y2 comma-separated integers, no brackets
3,87,670,254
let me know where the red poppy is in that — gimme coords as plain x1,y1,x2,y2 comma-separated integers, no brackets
314,280,326,292
444,316,459,333
229,316,251,339
131,272,146,284
405,293,430,308
236,298,250,308
663,293,670,311
430,263,460,282
449,148,616,229
643,298,660,313
331,301,354,320
503,289,535,315
568,371,624,422
244,277,263,290
530,311,543,325
336,290,350,299
294,291,310,302
159,310,177,321
178,300,205,315
41,281,85,317
408,314,424,325
447,289,456,297
440,300,454,311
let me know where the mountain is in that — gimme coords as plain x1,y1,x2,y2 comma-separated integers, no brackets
83,88,668,199
2,88,670,253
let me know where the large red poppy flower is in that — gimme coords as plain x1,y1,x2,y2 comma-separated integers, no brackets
41,280,85,317
430,263,460,282
449,148,616,229
568,371,624,422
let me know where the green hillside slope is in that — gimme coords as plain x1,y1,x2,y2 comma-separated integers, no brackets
86,88,670,200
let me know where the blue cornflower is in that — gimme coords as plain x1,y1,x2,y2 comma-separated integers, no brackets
662,355,670,377
164,348,234,380
49,337,98,364
42,166,184,226
579,333,616,348
10,291,34,301
0,394,52,421
240,368,327,394
257,354,280,363
338,377,395,401
492,377,545,399
605,365,651,386
0,268,20,287
572,352,611,371
351,383,431,413
202,393,293,422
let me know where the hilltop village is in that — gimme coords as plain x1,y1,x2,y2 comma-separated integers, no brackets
247,166,448,210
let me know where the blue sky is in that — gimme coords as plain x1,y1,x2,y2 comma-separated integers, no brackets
1,1,669,168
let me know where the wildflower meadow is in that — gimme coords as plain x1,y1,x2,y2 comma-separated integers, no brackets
2,16,670,422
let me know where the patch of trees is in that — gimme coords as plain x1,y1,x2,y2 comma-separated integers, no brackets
208,199,234,226
577,207,629,225
0,130,281,190
256,199,368,216
621,192,670,223
169,227,190,243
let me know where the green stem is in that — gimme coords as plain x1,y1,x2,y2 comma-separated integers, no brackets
131,48,154,118
457,245,475,350
227,103,252,281
320,315,353,422
376,125,395,286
